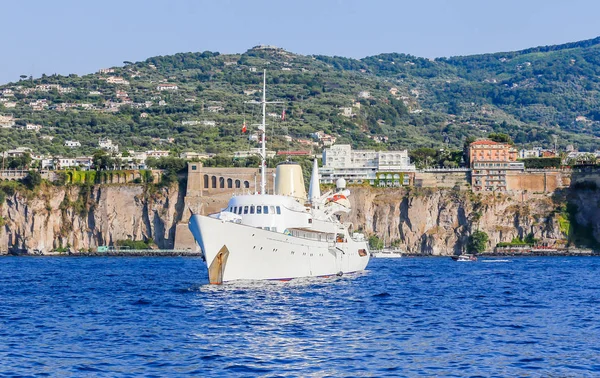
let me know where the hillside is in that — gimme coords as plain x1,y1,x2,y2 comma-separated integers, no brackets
1,39,600,157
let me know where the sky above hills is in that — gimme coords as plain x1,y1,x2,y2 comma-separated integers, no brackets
2,0,600,85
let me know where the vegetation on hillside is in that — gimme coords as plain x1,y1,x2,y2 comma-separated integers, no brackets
1,39,600,158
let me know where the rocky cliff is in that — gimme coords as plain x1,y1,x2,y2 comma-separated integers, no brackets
346,186,598,254
0,184,184,253
0,180,597,255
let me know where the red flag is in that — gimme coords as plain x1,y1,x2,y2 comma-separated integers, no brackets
281,109,286,121
242,121,247,133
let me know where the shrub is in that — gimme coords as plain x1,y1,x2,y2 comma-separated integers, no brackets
22,171,42,190
468,230,489,254
368,235,383,250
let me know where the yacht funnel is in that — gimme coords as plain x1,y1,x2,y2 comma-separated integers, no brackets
274,162,307,201
308,158,321,202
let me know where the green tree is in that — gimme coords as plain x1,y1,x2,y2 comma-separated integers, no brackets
92,150,114,170
22,171,42,190
369,235,384,250
468,230,489,254
488,133,513,144
409,147,438,168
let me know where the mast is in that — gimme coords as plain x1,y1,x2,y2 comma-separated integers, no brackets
261,70,267,194
246,69,282,194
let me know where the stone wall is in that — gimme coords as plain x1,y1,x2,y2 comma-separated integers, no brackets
506,170,570,193
414,171,470,189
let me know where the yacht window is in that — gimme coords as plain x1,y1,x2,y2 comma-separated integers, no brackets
250,206,255,214
244,206,248,214
233,206,237,213
276,206,281,215
263,206,269,214
257,206,262,214
237,207,242,215
270,206,275,214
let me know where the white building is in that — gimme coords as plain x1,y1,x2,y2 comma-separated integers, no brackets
339,107,353,117
156,83,179,91
200,120,216,127
207,105,224,112
518,147,542,159
233,148,276,159
320,144,415,185
98,137,119,152
146,150,170,158
65,140,81,148
30,99,48,111
4,147,33,158
104,77,129,85
310,131,337,146
26,124,42,131
179,152,215,160
57,158,77,169
0,115,15,128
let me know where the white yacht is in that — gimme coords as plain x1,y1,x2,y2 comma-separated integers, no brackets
188,71,370,284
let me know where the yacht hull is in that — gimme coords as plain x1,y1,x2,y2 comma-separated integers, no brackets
189,214,370,283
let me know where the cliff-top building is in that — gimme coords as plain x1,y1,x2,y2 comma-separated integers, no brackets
320,144,415,186
469,139,523,192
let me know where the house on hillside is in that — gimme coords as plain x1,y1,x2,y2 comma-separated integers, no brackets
156,83,179,91
207,106,224,113
98,137,118,152
4,147,33,158
65,140,81,148
179,152,215,160
146,150,169,158
339,107,353,117
30,99,48,111
25,124,42,132
0,115,15,128
104,77,130,85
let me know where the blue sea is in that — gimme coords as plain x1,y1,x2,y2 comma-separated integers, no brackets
1,256,599,377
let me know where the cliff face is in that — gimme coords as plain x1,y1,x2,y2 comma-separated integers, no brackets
0,184,184,253
0,182,597,255
347,187,568,255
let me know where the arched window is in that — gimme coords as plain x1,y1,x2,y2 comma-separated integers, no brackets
227,178,233,188
204,174,209,188
211,176,217,188
219,177,225,188
235,179,241,188
244,181,250,188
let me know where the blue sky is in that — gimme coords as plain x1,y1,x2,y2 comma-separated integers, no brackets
1,0,599,84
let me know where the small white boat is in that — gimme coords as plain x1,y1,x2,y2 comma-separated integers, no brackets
451,254,477,262
371,248,403,258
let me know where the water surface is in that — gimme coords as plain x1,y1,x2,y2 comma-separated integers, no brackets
1,256,599,376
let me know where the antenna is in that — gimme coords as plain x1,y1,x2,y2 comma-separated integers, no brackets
245,70,282,194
